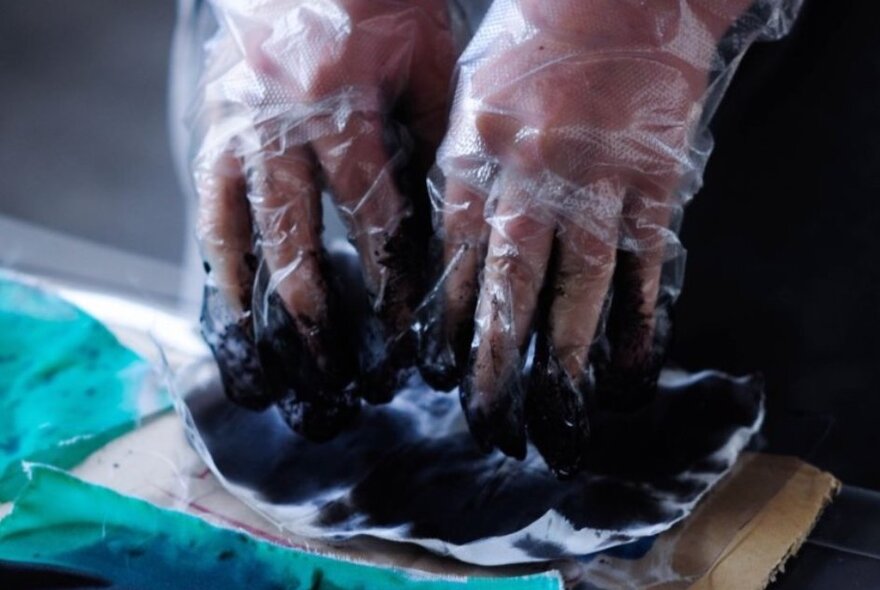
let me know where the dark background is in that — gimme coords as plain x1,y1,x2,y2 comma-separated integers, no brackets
0,0,877,488
0,1,183,264
674,0,880,488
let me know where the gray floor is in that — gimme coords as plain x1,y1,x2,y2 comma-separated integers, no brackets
0,1,186,265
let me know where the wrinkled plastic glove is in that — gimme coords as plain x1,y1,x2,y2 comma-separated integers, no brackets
192,0,457,440
420,0,801,476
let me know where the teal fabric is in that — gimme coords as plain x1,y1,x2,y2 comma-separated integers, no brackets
0,466,562,590
0,277,167,500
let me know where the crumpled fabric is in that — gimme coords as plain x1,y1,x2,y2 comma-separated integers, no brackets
172,248,765,566
176,338,765,567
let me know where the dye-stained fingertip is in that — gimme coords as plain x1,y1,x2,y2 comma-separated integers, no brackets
277,390,361,443
527,339,592,479
416,291,473,392
460,371,528,460
357,330,418,405
200,285,275,411
417,320,464,392
256,290,361,441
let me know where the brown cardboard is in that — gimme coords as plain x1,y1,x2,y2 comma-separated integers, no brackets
7,414,837,589
553,453,838,589
688,455,840,589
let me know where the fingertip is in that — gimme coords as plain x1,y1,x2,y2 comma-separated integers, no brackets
526,334,592,479
277,389,361,443
597,250,672,412
417,287,471,392
419,177,486,392
256,288,355,398
357,328,419,405
200,285,274,411
460,361,528,460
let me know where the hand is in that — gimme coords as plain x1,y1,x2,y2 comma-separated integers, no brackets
192,0,457,439
420,0,796,475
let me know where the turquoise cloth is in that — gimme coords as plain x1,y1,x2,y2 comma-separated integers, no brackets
0,466,561,590
0,276,167,500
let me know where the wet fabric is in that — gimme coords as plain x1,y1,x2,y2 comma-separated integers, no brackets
177,359,764,566
0,275,168,501
0,466,561,590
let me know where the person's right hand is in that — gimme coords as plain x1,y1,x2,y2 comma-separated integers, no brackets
420,0,798,476
192,0,457,440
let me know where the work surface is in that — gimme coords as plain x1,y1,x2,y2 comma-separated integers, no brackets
0,266,872,590
771,485,880,590
0,409,835,589
0,270,854,588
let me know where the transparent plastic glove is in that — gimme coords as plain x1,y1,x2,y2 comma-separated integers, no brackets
191,0,457,440
420,0,801,475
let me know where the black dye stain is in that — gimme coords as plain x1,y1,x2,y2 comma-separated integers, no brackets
512,536,566,561
0,560,112,589
593,251,674,414
416,241,477,394
202,239,437,440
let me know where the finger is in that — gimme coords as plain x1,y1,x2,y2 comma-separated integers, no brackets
249,145,326,328
462,186,555,459
195,150,270,409
527,222,618,478
418,177,488,391
402,9,456,174
195,150,253,313
311,113,423,403
248,143,359,438
597,252,674,412
597,183,679,412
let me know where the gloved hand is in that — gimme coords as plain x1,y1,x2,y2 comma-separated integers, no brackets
419,0,801,476
191,0,457,440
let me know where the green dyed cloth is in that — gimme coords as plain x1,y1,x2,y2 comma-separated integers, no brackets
0,277,167,500
0,466,561,590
